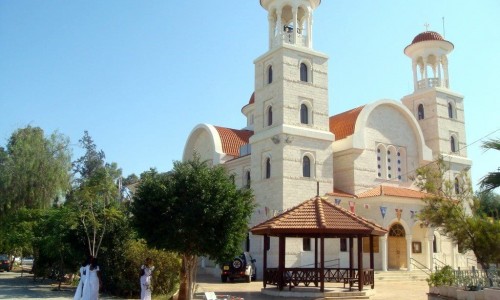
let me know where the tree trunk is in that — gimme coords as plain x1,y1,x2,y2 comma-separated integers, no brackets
177,254,197,300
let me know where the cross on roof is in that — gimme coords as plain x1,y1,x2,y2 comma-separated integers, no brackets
424,22,430,31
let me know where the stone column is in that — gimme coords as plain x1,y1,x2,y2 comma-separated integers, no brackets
442,55,450,88
292,7,298,45
308,9,313,48
380,235,388,271
412,61,418,91
406,234,412,271
423,57,429,87
268,14,275,49
427,232,434,271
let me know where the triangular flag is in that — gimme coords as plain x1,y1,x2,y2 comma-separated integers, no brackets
364,203,370,209
380,206,387,219
349,201,355,214
335,198,341,205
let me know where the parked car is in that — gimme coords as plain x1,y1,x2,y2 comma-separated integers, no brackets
15,256,34,266
220,252,256,283
0,255,11,272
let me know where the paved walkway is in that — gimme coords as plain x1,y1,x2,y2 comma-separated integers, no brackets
0,268,430,299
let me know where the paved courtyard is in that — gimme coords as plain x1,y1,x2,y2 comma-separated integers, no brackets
0,268,429,299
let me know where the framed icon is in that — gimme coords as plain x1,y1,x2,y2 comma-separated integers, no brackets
412,241,422,253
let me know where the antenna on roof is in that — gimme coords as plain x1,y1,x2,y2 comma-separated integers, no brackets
442,17,446,37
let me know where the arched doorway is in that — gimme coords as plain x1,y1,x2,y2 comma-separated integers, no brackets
388,223,407,269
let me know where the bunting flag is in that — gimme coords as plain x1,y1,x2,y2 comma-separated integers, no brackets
410,210,417,219
396,208,403,221
349,201,355,213
364,203,370,209
335,198,342,205
380,206,387,219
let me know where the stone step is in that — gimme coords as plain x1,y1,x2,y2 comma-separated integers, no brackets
321,290,371,300
375,270,429,281
323,297,370,300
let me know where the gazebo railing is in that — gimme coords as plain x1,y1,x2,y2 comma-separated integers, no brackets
264,267,374,290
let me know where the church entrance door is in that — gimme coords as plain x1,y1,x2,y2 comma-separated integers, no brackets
388,223,407,269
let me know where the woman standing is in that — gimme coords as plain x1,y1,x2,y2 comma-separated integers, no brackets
140,257,154,300
82,256,101,300
73,258,88,300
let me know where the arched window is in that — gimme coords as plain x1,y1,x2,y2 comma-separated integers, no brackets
450,135,457,153
268,65,273,84
267,106,273,126
265,157,271,179
245,170,251,188
448,102,454,119
302,156,311,177
377,145,387,178
418,104,425,120
389,223,406,237
387,147,397,180
433,236,437,253
300,104,308,124
300,63,308,82
455,177,460,194
397,148,407,181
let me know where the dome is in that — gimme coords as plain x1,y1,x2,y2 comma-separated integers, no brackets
410,31,445,44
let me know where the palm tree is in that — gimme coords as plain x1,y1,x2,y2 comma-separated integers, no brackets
480,138,500,191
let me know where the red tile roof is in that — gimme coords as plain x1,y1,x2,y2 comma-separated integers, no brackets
411,31,444,44
329,105,364,140
251,196,387,237
326,188,356,198
214,126,253,157
357,185,428,199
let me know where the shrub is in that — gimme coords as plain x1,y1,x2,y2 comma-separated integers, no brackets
427,265,456,287
121,239,181,298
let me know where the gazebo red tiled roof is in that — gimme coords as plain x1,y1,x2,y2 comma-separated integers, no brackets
214,126,253,157
251,196,387,237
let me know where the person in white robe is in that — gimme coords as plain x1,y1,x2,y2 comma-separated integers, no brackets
73,259,88,300
81,256,101,300
140,257,154,300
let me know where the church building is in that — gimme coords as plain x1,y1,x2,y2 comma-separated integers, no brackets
183,0,474,276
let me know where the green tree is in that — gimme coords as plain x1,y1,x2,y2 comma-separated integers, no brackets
32,206,83,288
69,131,122,258
475,190,500,220
0,126,71,216
131,156,254,300
479,138,500,192
416,157,500,270
72,130,105,181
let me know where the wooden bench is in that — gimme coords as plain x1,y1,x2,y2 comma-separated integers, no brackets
343,277,359,291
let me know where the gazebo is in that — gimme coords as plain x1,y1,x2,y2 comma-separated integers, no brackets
250,196,388,292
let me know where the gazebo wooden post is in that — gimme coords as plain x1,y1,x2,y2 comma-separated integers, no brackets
320,236,325,292
370,235,374,288
263,235,268,288
314,237,318,286
357,235,364,291
349,236,354,278
278,235,286,291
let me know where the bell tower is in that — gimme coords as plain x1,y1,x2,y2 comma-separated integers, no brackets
250,0,334,225
401,31,472,178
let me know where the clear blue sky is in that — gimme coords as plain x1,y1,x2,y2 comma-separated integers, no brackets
1,1,499,190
